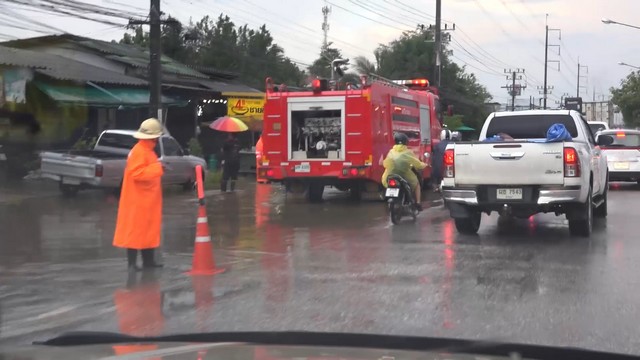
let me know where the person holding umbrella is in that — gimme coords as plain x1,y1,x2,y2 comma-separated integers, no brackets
221,133,241,192
210,116,248,192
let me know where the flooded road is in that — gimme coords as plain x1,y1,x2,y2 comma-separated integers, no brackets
2,180,640,354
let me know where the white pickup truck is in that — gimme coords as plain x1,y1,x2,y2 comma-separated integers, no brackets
441,110,614,237
40,129,206,197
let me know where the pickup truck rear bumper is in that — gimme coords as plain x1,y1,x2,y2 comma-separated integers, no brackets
442,186,583,205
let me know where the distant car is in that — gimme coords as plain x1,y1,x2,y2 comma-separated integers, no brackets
588,121,609,135
597,129,640,184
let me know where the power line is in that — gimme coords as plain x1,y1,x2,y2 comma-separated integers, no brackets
449,39,505,76
450,54,505,77
348,0,416,28
498,0,532,31
325,0,409,31
380,0,430,24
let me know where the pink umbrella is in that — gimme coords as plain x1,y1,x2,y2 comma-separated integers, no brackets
209,116,249,132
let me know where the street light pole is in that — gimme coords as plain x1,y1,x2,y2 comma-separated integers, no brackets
602,18,640,30
618,61,640,70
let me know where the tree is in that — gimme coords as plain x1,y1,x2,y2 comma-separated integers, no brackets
117,14,305,89
308,44,344,79
119,17,187,61
352,29,491,130
120,26,148,47
352,55,376,75
611,71,640,127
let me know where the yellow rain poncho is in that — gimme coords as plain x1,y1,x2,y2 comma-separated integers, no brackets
381,144,427,190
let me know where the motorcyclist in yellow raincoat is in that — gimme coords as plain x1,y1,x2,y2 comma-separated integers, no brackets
382,133,428,210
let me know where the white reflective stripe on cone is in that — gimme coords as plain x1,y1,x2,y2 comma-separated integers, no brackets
195,236,211,243
197,217,208,223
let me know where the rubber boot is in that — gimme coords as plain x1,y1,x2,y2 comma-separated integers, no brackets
230,180,236,192
220,179,227,192
141,249,163,269
127,249,141,272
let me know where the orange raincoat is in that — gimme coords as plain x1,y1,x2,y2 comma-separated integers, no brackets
256,136,265,182
113,139,164,249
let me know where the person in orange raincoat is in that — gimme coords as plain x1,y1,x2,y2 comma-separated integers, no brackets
113,118,164,271
255,135,265,183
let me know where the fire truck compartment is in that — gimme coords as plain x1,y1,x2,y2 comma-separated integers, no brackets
288,97,345,161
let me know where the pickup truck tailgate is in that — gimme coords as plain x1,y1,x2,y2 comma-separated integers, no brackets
41,152,99,179
454,142,565,185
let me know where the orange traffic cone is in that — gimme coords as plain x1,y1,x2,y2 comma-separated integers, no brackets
187,205,225,275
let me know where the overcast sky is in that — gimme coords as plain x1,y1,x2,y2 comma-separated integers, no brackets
1,0,638,106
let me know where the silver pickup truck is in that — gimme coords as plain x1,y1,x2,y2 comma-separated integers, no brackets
40,129,207,196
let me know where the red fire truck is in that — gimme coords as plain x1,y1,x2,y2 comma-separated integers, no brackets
258,75,444,202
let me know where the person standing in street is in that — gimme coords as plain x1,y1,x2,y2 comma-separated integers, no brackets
431,129,452,192
113,118,164,271
221,133,241,192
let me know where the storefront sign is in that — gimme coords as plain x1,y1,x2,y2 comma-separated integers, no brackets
227,97,264,119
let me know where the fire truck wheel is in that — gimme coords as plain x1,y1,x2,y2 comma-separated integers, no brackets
308,184,325,203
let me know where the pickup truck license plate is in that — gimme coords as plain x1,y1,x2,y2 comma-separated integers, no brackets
497,188,523,200
614,162,630,170
385,188,400,197
62,177,81,185
294,163,311,173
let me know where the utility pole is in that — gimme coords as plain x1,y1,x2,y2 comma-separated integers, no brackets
149,0,161,121
577,58,588,97
321,4,331,50
434,0,442,87
542,14,560,109
543,15,548,109
129,0,178,123
502,68,526,111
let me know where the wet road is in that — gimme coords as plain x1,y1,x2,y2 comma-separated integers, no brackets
1,179,640,354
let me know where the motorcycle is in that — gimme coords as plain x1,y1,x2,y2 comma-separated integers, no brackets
385,174,419,224
385,153,430,225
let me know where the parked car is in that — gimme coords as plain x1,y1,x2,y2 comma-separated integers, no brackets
597,129,640,184
441,110,612,237
40,130,206,196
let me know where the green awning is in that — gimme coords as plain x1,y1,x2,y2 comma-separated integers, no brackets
456,125,476,131
35,82,187,108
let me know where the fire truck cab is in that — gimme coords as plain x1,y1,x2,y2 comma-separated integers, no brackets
259,75,444,202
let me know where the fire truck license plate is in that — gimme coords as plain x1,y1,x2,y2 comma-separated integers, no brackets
496,188,522,200
385,188,400,197
294,163,311,173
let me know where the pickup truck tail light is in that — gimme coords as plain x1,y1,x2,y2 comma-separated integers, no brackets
95,164,104,178
563,147,580,177
443,149,455,178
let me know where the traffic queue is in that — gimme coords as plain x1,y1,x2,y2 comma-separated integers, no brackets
258,75,630,238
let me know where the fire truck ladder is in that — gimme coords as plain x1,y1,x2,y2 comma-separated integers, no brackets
361,73,407,89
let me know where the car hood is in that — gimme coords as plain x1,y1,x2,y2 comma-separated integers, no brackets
0,342,506,360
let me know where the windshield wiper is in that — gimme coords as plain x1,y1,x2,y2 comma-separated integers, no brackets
35,331,640,360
